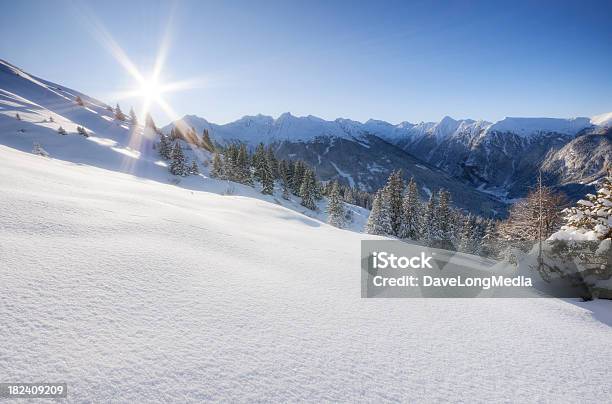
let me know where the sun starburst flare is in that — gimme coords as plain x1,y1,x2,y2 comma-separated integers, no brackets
78,2,206,124
74,2,211,172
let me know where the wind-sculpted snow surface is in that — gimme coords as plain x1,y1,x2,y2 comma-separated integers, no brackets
1,146,611,402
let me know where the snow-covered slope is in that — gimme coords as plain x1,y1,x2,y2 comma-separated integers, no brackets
2,145,611,402
0,59,369,231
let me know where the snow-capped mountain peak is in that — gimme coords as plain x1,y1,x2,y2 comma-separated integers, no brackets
591,111,612,128
485,116,593,137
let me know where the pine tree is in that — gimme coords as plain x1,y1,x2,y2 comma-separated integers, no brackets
49,116,54,123
237,144,252,185
472,218,486,255
114,104,126,121
436,189,454,249
365,190,392,235
344,187,356,205
313,179,323,201
189,160,200,175
480,219,499,257
291,161,306,195
75,96,84,106
281,181,290,200
129,108,138,125
266,146,279,179
15,113,21,120
224,144,239,181
399,177,421,240
422,193,437,245
252,143,267,182
158,134,172,159
326,181,346,228
145,113,156,131
201,129,214,152
259,157,274,195
384,170,405,236
299,169,317,210
459,215,477,254
32,143,49,157
211,153,224,178
279,160,291,200
169,142,187,176
76,126,88,137
57,126,67,135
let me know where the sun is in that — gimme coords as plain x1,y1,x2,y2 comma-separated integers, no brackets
139,77,162,102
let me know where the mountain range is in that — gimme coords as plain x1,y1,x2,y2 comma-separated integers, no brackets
165,110,612,211
1,57,610,218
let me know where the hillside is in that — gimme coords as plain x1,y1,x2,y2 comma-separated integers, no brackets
0,59,369,231
2,145,611,401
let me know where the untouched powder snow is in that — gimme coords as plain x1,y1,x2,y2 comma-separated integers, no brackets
1,145,611,402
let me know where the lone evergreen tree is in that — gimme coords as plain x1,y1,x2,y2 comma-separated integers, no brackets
15,113,21,121
169,142,187,176
32,143,49,157
57,126,67,135
76,126,88,137
326,181,346,228
75,96,84,106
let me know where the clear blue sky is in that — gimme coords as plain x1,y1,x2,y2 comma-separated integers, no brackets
1,0,610,125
